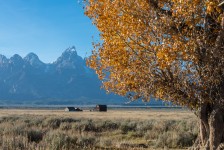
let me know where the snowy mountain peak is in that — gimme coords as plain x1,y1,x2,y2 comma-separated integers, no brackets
25,52,39,60
65,46,77,53
61,46,78,58
54,46,84,67
24,53,44,66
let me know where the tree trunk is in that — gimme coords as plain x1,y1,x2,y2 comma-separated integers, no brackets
191,104,224,150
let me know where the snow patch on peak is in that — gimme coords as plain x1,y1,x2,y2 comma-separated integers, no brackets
55,46,82,65
66,46,76,52
63,46,77,56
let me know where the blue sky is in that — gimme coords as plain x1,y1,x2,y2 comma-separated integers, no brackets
0,0,99,63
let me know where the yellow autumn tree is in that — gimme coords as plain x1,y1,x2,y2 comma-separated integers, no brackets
84,0,224,149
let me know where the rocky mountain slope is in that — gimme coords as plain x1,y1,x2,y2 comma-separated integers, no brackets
0,47,125,105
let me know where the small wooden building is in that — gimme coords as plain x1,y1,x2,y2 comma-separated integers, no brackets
65,107,82,112
94,105,107,112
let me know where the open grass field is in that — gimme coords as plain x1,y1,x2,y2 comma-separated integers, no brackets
0,108,195,120
0,108,198,150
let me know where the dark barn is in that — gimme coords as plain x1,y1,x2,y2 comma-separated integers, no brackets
95,105,107,112
65,107,82,112
65,107,76,111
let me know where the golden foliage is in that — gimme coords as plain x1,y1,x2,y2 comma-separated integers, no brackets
85,0,224,109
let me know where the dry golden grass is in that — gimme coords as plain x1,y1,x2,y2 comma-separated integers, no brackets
0,108,198,150
0,108,196,121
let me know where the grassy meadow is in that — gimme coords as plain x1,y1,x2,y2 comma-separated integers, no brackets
0,108,198,149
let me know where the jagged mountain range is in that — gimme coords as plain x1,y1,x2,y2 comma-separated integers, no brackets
0,47,126,105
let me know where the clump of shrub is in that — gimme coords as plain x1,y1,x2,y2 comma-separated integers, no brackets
120,121,137,134
77,136,98,148
27,129,44,143
155,131,196,148
60,123,72,131
72,119,98,132
44,118,62,129
97,120,119,131
45,131,79,150
99,137,113,147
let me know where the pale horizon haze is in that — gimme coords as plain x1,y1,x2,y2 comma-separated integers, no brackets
0,0,99,63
